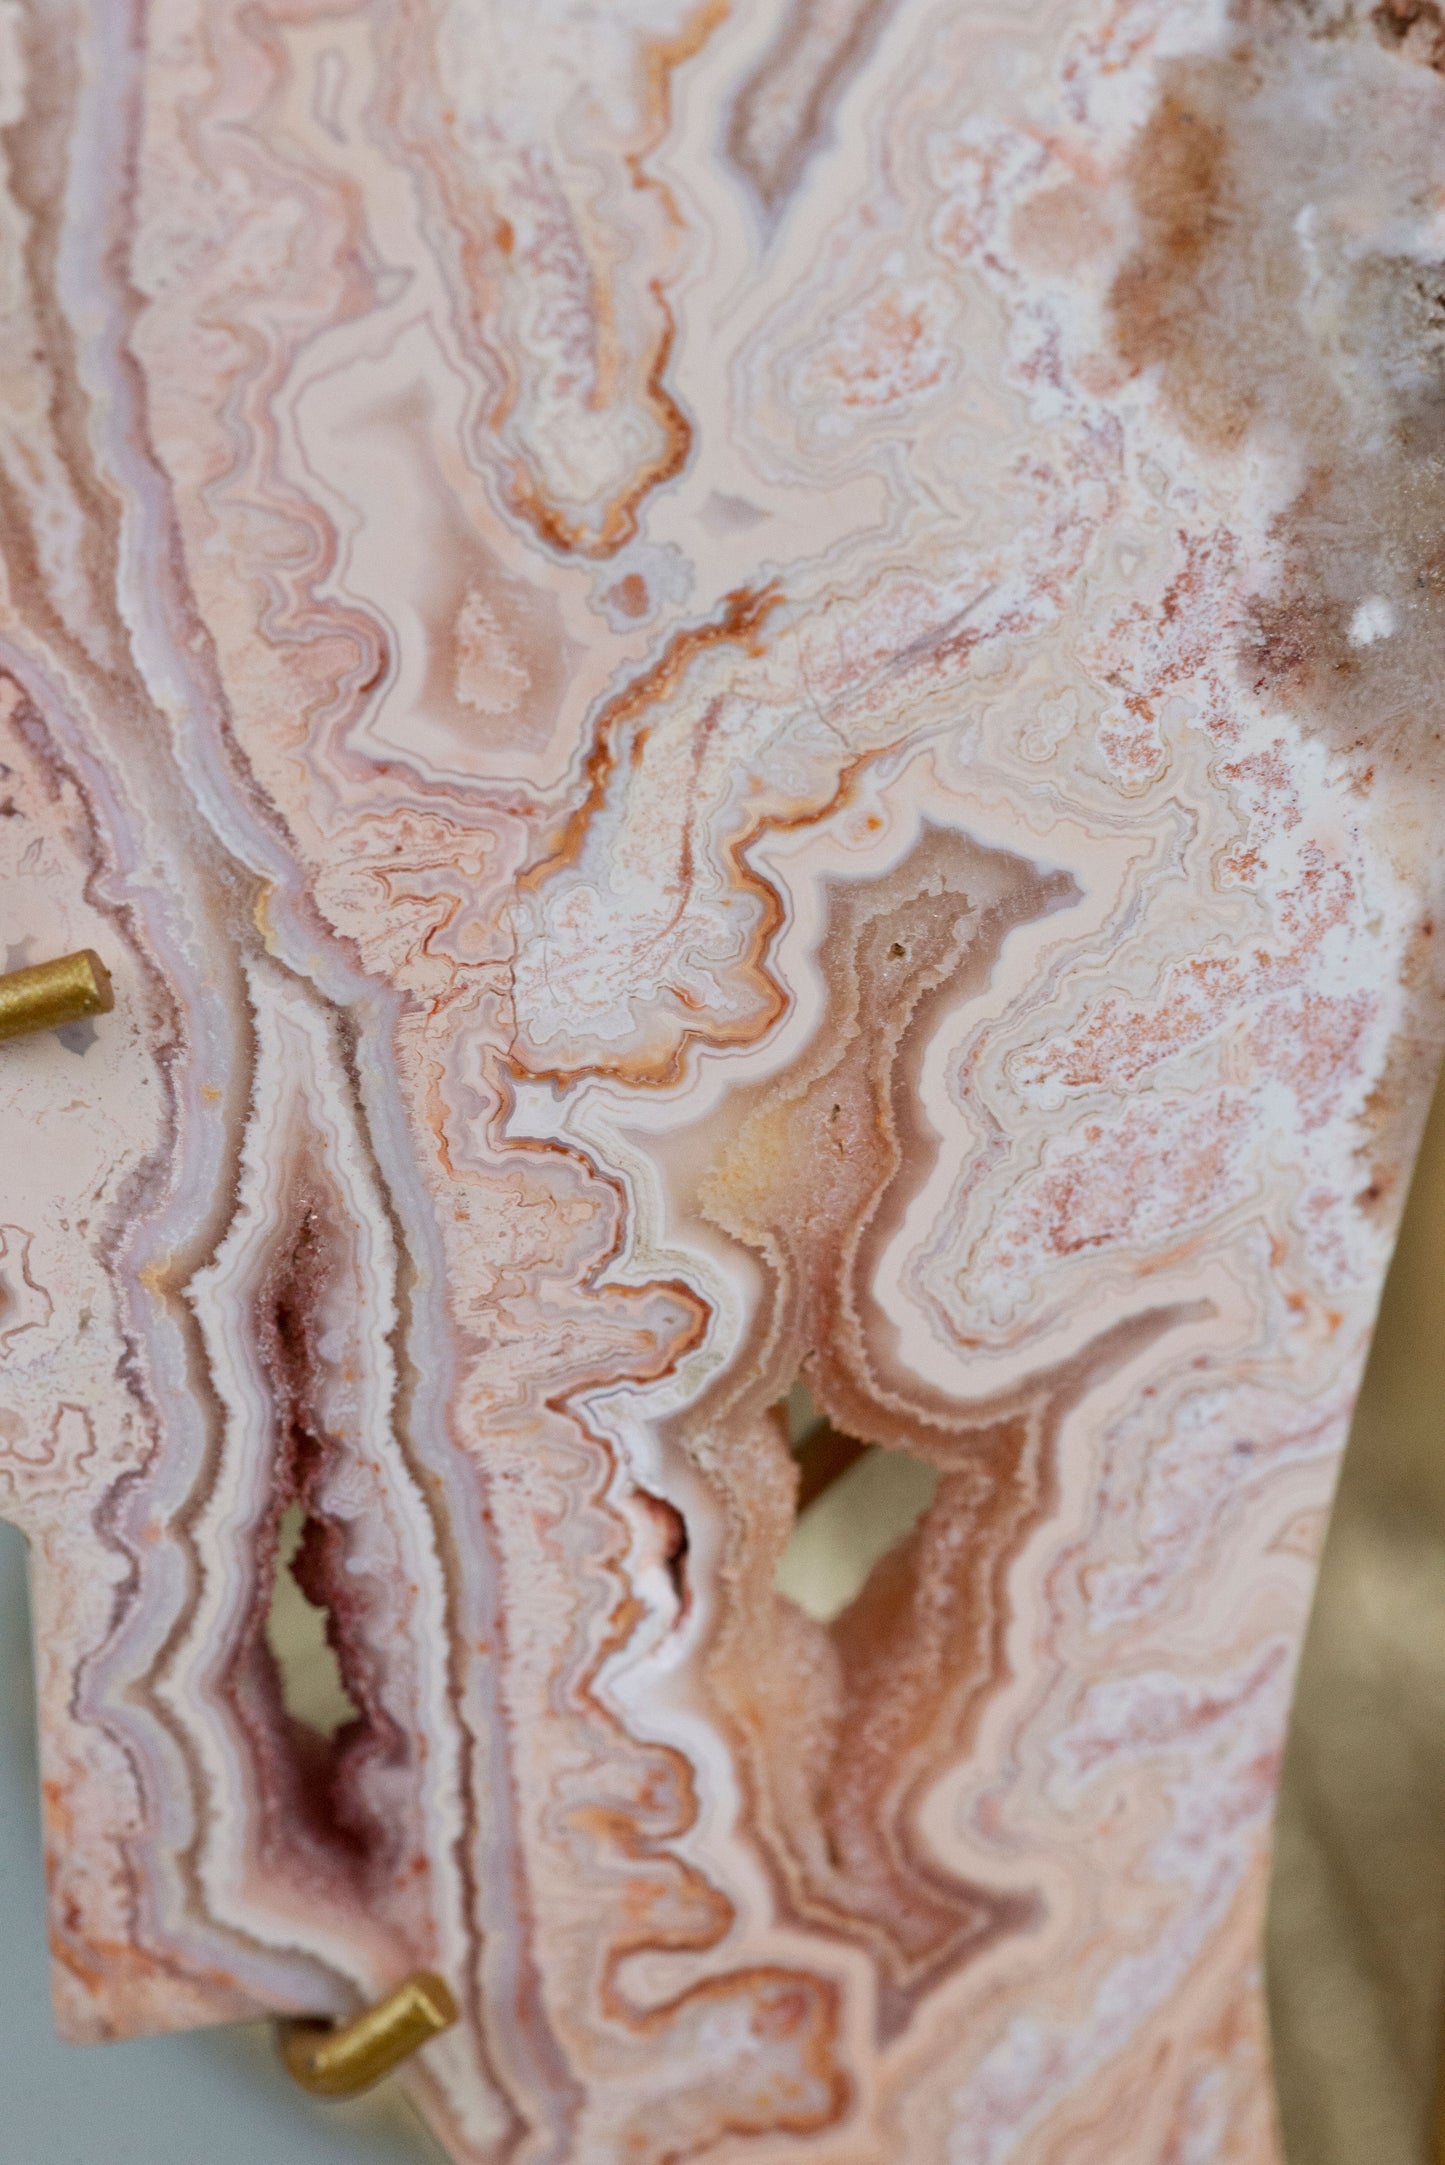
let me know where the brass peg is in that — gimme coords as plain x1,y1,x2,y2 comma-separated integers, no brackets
279,1970,458,2098
0,949,113,1043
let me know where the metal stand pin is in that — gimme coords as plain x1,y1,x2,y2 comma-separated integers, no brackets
0,950,113,1043
279,1971,458,2098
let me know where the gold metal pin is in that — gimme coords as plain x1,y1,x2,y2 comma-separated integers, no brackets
0,949,113,1044
279,1970,458,2098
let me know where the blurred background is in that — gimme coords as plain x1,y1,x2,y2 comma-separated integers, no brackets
1270,1065,1445,2165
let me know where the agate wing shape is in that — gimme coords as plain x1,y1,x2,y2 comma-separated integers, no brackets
0,2,1442,2160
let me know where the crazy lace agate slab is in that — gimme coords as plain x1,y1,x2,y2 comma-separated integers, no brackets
2,0,1444,2158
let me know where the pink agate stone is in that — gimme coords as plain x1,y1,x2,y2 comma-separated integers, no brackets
2,1,1443,2158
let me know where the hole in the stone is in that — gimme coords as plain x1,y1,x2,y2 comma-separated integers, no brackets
265,1499,359,1739
775,1381,940,1624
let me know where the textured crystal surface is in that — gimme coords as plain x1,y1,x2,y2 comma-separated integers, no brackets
2,2,1444,2158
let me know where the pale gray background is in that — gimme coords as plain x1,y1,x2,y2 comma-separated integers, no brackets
0,1519,444,2165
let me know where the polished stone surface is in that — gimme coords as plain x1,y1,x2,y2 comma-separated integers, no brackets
4,2,1445,2158
0,1522,443,2164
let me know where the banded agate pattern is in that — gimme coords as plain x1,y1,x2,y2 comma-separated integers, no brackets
1,2,1443,2159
